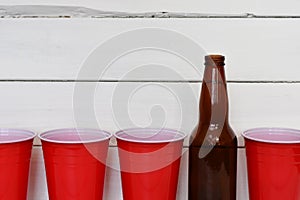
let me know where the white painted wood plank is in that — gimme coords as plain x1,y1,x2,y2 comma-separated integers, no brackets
1,1,300,15
28,147,48,200
0,82,299,147
1,18,300,81
28,147,248,200
237,148,249,200
0,5,251,18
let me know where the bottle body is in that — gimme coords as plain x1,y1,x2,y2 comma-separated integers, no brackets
189,124,237,200
188,55,237,200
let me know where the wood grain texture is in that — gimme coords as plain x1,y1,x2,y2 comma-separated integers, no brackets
0,82,299,147
0,2,300,15
1,6,297,199
27,147,249,200
1,18,300,81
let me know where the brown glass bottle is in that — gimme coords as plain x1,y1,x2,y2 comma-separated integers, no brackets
188,55,237,200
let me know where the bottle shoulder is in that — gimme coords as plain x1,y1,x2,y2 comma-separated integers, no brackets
190,123,237,147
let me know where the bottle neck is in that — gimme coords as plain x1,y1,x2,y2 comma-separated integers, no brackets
199,64,229,125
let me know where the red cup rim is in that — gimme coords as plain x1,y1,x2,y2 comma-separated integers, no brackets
38,128,112,144
0,128,36,144
114,128,186,143
242,127,300,144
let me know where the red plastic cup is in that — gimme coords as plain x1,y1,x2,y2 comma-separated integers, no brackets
39,128,112,200
115,128,186,200
0,129,35,200
242,128,300,200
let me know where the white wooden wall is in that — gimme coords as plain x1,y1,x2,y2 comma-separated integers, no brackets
1,2,300,200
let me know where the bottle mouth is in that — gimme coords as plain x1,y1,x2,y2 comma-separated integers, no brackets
205,54,225,66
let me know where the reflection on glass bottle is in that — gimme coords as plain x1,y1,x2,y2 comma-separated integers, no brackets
188,55,237,200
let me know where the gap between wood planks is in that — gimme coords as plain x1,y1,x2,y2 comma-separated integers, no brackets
1,5,300,18
0,80,299,83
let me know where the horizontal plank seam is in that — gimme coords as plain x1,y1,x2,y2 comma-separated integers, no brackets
2,14,300,19
0,80,299,83
1,6,300,18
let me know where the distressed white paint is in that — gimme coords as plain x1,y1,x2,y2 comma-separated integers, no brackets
0,1,300,15
0,5,246,18
1,5,298,199
28,147,249,200
0,82,299,147
1,18,300,81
